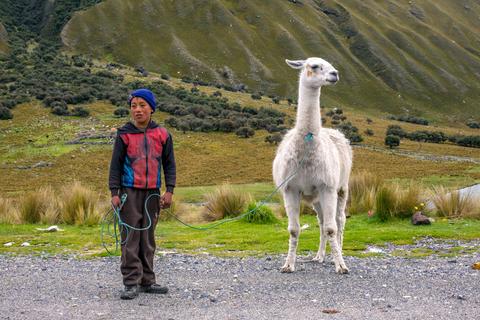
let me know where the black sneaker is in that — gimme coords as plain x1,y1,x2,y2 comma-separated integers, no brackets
120,285,138,300
139,283,168,294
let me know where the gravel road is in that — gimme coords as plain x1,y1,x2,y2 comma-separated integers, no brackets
1,244,479,320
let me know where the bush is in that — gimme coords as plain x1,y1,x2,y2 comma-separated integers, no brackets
0,106,13,120
386,125,407,138
242,202,278,224
160,74,170,80
202,185,250,221
265,133,283,145
114,107,129,117
235,126,255,138
272,96,280,104
364,129,374,136
466,120,480,129
60,181,101,225
388,114,429,125
71,106,90,117
251,93,262,100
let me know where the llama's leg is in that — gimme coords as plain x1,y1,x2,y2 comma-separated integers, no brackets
319,188,348,274
312,202,326,263
280,191,301,273
336,187,348,249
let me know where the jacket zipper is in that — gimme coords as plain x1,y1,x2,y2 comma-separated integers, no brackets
144,130,149,188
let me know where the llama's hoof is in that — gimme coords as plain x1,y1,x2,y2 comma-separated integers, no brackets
336,265,349,274
312,255,325,263
280,264,295,273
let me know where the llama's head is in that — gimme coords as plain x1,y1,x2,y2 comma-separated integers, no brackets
286,57,339,88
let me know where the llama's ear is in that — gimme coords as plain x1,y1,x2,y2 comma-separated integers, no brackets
285,59,305,69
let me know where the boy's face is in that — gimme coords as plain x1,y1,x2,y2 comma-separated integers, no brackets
130,97,152,125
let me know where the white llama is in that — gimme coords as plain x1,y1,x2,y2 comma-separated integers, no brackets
273,57,352,274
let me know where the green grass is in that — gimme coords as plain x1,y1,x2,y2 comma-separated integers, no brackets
1,215,479,258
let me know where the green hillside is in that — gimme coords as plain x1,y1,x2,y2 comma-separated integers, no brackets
61,0,480,118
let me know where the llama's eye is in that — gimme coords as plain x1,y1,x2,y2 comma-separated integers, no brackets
311,65,322,71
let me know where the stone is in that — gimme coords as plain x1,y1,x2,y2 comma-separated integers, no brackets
411,211,431,225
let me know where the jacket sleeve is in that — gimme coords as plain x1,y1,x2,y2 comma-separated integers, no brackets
162,133,176,193
109,133,127,197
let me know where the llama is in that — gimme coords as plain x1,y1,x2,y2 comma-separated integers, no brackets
273,57,352,274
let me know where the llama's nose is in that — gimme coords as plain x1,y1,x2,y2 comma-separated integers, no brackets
330,71,338,78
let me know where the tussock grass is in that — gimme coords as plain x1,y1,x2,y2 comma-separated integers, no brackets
202,184,250,221
392,183,422,219
430,186,477,219
242,202,278,224
375,185,396,222
60,181,102,225
0,197,20,224
348,171,382,215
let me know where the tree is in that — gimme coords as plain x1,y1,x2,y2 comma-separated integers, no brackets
385,135,400,149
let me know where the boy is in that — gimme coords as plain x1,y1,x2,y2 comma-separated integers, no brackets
109,88,176,300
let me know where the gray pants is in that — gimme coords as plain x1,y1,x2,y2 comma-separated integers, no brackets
119,188,159,286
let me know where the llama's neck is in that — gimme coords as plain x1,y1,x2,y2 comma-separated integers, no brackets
295,83,322,135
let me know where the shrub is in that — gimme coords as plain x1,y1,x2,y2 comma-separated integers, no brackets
466,120,480,129
385,135,400,148
265,133,283,145
0,106,13,120
160,74,170,80
235,126,255,138
202,185,250,221
364,129,374,136
386,125,407,138
242,202,278,224
388,114,429,125
251,93,262,100
60,181,101,225
71,106,90,117
272,96,280,104
114,107,129,117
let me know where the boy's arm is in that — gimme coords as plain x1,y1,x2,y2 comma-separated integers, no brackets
109,134,126,197
161,133,176,193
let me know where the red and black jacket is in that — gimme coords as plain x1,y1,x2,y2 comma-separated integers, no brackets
109,121,176,196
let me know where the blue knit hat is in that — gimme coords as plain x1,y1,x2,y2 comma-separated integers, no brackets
128,88,156,113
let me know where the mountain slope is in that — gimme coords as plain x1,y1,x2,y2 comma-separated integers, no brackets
61,0,480,118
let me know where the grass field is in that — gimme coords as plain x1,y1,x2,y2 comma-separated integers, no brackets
1,215,479,258
1,78,479,199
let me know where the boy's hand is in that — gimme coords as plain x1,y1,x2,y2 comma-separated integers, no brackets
160,192,173,209
111,195,121,208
